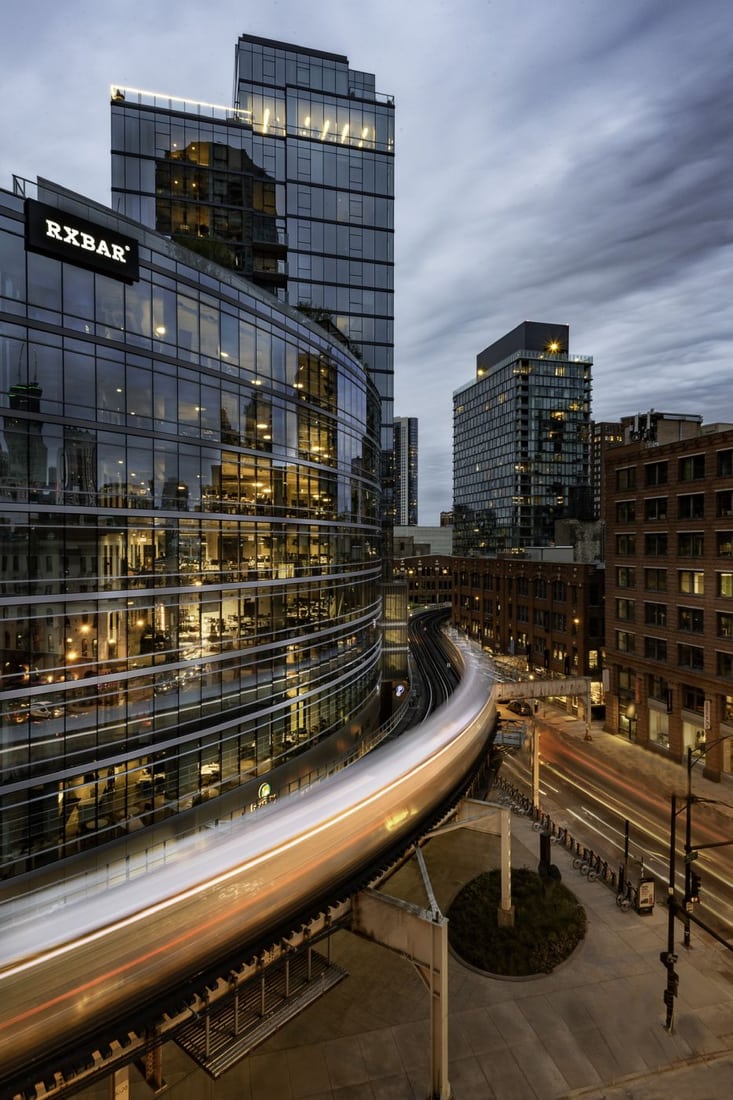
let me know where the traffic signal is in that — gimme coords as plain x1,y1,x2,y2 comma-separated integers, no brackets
689,871,702,903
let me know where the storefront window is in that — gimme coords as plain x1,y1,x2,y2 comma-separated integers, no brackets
648,705,670,750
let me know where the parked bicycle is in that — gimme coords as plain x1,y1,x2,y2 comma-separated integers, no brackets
572,849,610,883
616,878,637,911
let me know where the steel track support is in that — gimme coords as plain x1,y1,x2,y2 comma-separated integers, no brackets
137,1030,165,1092
351,889,451,1099
426,798,513,925
108,1065,129,1100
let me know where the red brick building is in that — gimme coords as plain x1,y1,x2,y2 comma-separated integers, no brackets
604,421,733,779
394,556,453,607
450,551,604,695
394,548,605,711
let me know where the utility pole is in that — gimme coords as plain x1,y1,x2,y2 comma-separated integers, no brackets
684,746,693,949
684,734,731,949
663,738,733,1029
531,705,540,814
663,793,681,1031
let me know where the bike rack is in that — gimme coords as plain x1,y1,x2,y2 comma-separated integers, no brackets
493,774,620,892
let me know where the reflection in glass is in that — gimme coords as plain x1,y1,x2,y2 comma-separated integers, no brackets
0,186,382,880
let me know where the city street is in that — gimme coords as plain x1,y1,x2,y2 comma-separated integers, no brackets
498,702,733,940
75,756,733,1100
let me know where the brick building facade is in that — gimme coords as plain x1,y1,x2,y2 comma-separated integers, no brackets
604,424,733,779
450,552,604,699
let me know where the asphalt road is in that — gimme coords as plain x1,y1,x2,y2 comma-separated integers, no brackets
499,707,733,939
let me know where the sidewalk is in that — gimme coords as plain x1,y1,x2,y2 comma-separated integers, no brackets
79,788,733,1100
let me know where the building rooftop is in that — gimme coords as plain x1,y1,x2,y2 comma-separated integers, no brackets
237,33,348,65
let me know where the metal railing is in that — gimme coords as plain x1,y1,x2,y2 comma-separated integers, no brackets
491,773,650,909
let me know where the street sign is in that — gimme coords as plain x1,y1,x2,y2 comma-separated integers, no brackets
684,850,699,863
494,727,523,748
637,877,655,913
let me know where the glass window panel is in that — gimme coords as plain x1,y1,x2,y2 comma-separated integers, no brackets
271,336,285,384
200,383,220,440
97,355,126,424
27,340,62,415
62,263,94,320
239,321,254,376
63,349,95,415
220,311,239,364
154,439,180,509
98,435,126,506
152,283,177,344
95,274,125,337
178,445,201,509
58,422,95,506
125,279,151,338
27,252,61,309
200,301,219,359
221,390,240,443
177,295,199,356
126,364,152,428
127,442,153,508
178,374,199,436
0,229,25,305
256,331,271,379
718,450,733,477
152,366,177,431
0,327,26,407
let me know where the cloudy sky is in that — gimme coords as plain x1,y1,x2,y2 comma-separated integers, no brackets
1,0,731,521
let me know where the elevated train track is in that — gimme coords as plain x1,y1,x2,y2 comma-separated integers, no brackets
0,617,497,1099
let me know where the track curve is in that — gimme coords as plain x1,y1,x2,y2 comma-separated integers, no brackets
0,628,496,1089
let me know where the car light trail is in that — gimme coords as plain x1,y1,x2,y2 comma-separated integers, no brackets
0,632,499,1086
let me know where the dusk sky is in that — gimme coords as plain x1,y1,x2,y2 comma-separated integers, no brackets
2,0,731,521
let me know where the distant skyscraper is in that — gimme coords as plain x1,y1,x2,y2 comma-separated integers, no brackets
453,321,592,554
590,420,623,521
394,416,418,525
110,34,395,507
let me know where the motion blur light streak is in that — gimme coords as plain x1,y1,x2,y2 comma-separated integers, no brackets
0,632,496,1083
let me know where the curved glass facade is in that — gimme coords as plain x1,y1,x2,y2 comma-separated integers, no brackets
0,180,382,879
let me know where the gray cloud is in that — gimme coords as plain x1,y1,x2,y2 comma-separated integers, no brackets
1,0,731,521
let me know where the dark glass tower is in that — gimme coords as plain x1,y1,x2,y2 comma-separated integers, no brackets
453,322,593,554
110,34,395,512
394,416,418,525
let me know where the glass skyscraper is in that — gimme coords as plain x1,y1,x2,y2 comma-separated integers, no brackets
453,322,593,554
110,34,395,506
0,178,382,879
